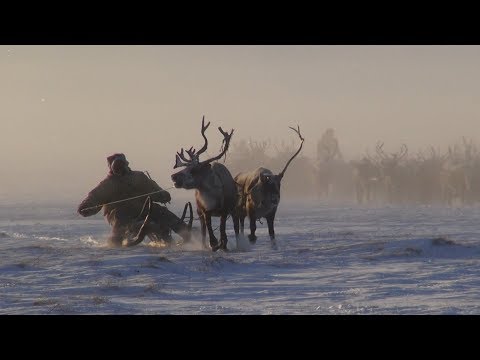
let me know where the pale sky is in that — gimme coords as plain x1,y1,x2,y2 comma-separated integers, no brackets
2,45,480,203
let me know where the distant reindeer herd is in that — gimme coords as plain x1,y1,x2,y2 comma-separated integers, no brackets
226,133,480,207
171,116,480,251
347,138,479,206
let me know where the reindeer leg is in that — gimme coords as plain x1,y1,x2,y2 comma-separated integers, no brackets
266,209,277,250
199,210,207,249
232,214,240,241
187,202,193,232
240,216,245,235
356,183,362,204
205,213,220,252
219,214,228,251
248,212,257,244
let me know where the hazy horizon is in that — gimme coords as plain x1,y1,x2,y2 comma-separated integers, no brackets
2,45,480,204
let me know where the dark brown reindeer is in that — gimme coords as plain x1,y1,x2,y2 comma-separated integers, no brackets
171,116,239,252
234,125,304,249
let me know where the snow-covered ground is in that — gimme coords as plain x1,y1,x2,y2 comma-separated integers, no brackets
1,201,479,314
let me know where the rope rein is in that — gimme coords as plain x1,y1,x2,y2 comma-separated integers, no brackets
80,169,260,236
79,186,175,212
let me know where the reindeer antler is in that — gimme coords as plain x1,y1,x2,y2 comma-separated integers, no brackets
397,144,408,160
177,149,191,162
196,116,211,157
279,125,304,178
185,147,197,161
174,147,200,169
288,125,304,141
202,127,234,164
376,141,389,160
365,148,377,164
173,116,234,168
174,154,190,169
173,116,210,169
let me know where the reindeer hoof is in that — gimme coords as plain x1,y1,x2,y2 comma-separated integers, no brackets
248,234,257,244
210,240,221,252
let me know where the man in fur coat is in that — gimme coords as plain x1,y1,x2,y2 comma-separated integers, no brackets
78,153,191,247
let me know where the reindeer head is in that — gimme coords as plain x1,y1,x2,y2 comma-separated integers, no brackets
171,116,234,189
375,142,408,173
258,172,282,208
247,125,304,209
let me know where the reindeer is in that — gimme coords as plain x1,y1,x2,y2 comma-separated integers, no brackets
234,125,304,249
171,116,239,252
350,155,381,204
375,142,408,203
415,147,448,204
441,144,472,206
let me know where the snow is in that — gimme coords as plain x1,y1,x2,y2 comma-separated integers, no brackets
1,201,479,314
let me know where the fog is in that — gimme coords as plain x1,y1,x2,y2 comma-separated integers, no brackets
2,45,480,204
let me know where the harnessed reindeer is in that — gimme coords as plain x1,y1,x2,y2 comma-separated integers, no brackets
171,116,239,252
234,125,304,249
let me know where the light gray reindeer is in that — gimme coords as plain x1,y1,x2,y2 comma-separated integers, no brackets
234,125,304,249
171,116,239,252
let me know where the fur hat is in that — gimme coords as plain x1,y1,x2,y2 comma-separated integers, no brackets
107,153,129,167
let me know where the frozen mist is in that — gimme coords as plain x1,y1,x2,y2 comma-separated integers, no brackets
1,200,480,315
